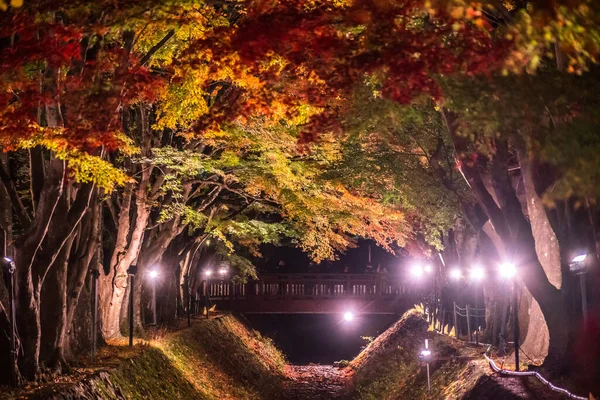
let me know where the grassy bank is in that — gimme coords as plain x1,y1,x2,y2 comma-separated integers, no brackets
348,308,555,400
19,315,287,400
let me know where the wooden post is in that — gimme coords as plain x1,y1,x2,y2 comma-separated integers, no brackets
492,301,498,346
499,294,509,356
453,302,459,339
466,304,472,342
345,275,350,296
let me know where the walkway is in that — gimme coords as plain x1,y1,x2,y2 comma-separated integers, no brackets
283,365,352,400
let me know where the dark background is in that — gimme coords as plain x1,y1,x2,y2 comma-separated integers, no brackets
244,240,410,364
245,313,398,364
255,239,407,275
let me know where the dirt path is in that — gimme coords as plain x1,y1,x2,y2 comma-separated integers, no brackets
463,373,571,400
283,365,352,400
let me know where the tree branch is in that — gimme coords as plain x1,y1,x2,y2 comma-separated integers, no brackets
0,157,31,229
139,29,175,66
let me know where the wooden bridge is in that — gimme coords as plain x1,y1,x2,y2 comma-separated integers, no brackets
202,273,421,314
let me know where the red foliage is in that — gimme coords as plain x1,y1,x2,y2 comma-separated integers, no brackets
0,11,163,152
190,0,511,142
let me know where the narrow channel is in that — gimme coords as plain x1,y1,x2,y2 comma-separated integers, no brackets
244,314,398,365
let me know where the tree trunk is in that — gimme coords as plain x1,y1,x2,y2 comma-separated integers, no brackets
40,235,74,372
64,196,100,351
15,159,64,379
99,174,152,339
442,109,570,368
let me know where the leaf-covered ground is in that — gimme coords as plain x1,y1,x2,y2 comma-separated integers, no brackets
283,365,352,400
346,308,577,400
5,311,585,400
10,315,287,400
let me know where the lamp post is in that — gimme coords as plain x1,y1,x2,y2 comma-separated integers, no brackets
569,254,589,325
419,339,433,392
1,257,18,386
149,270,159,326
424,264,436,328
449,268,462,337
499,262,518,370
184,274,191,326
127,265,138,347
469,266,484,345
204,269,212,319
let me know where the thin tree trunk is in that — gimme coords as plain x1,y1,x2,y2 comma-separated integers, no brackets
41,235,75,372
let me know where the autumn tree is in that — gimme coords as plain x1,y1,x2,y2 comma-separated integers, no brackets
190,0,600,371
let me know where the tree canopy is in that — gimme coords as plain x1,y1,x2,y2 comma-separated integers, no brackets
1,0,600,386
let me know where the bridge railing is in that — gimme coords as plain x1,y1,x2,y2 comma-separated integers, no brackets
205,273,414,300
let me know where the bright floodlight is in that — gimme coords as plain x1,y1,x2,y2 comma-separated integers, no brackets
204,270,213,277
572,254,587,263
470,266,485,281
219,267,228,275
410,264,424,279
343,311,354,322
420,349,432,357
424,265,433,274
499,263,516,279
149,270,158,279
449,268,462,280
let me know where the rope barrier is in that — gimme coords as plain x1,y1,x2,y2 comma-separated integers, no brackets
483,348,587,400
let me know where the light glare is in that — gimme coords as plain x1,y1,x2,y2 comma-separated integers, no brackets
572,254,587,263
411,265,424,278
219,267,228,275
470,266,485,281
149,270,158,279
424,265,433,274
343,311,354,322
204,270,213,277
500,263,516,279
449,268,461,280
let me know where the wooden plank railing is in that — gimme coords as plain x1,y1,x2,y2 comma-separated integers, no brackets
205,273,413,300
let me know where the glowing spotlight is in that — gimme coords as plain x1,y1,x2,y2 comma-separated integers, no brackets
424,265,433,274
571,254,587,264
219,267,228,276
499,263,516,279
410,264,424,279
149,270,158,279
343,311,354,322
449,268,462,280
204,270,213,277
470,266,485,281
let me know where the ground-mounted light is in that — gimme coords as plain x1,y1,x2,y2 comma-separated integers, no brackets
343,311,354,322
219,267,228,276
149,270,159,279
419,349,432,359
499,262,516,279
449,268,461,280
569,253,590,325
204,269,213,277
569,254,588,275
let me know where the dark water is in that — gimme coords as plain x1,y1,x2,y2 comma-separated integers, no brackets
244,314,398,365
